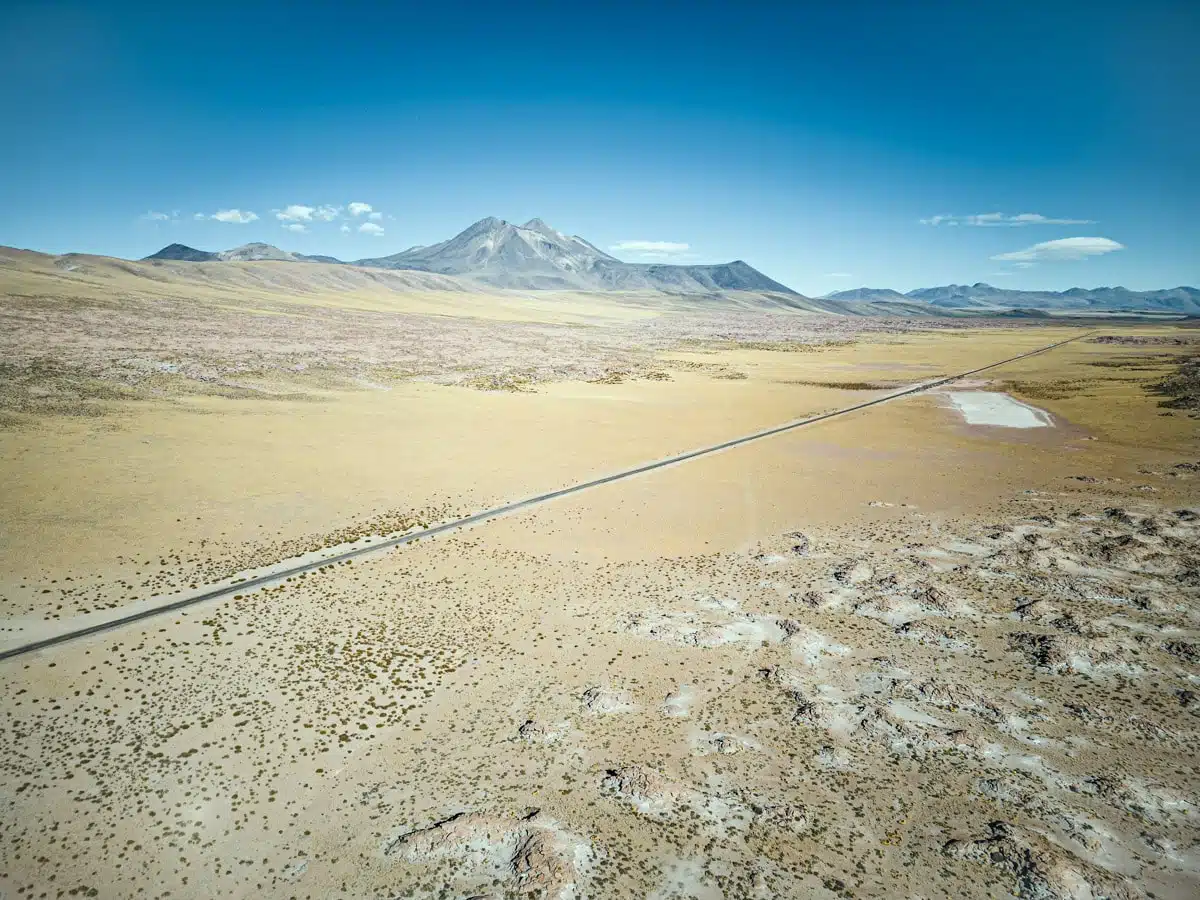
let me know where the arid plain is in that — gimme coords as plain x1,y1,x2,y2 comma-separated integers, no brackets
1,249,1198,899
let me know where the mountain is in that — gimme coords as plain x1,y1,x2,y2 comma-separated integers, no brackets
144,242,342,265
904,283,1200,314
905,283,1008,307
143,243,218,262
354,217,798,294
216,242,298,262
823,287,911,302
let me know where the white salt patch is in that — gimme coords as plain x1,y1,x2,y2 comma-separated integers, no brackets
947,392,1053,428
709,618,788,645
663,685,695,718
694,594,739,611
788,627,850,665
886,701,949,727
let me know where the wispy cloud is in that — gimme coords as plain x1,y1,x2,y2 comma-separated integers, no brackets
367,211,383,221
282,223,307,233
358,222,385,236
314,205,341,221
921,212,1094,227
347,201,373,217
193,213,206,220
610,240,692,260
210,209,259,224
140,210,173,221
611,240,690,254
992,236,1124,262
339,224,351,233
825,272,852,278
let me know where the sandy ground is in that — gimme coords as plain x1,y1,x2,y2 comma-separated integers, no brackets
0,326,1115,626
1,267,1198,899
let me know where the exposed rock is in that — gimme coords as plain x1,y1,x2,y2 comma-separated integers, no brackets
1161,640,1199,664
892,679,1005,723
600,766,686,818
696,732,757,755
384,809,594,900
751,801,812,835
1012,597,1061,624
1067,775,1195,824
1006,632,1138,675
894,621,977,653
795,589,833,610
580,686,635,714
621,609,790,647
833,560,875,585
780,531,810,556
518,719,568,744
943,821,1143,899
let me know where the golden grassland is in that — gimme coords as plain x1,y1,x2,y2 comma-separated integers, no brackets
1,321,1194,619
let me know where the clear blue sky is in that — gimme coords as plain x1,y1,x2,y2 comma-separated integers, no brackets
1,0,1196,294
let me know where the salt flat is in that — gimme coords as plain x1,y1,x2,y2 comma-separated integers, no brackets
947,390,1054,428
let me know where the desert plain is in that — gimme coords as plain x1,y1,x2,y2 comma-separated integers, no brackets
1,249,1199,899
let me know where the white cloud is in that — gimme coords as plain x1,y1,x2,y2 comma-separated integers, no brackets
282,223,307,233
921,212,1094,227
992,237,1124,263
358,222,385,236
339,224,351,233
610,240,691,257
140,210,172,221
367,211,383,221
193,212,206,220
211,209,259,224
347,201,373,217
825,272,852,278
275,204,341,222
272,203,343,224
275,204,314,222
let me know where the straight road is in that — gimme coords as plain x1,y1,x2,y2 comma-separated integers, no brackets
0,330,1091,662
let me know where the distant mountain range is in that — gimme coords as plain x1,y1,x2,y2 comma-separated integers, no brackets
142,220,1198,314
146,217,796,295
147,241,339,264
825,283,1200,314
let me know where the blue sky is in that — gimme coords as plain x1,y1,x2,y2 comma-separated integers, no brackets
1,0,1196,294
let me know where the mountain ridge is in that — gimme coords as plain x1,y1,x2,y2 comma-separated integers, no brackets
141,217,798,295
826,282,1200,314
138,219,1198,313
